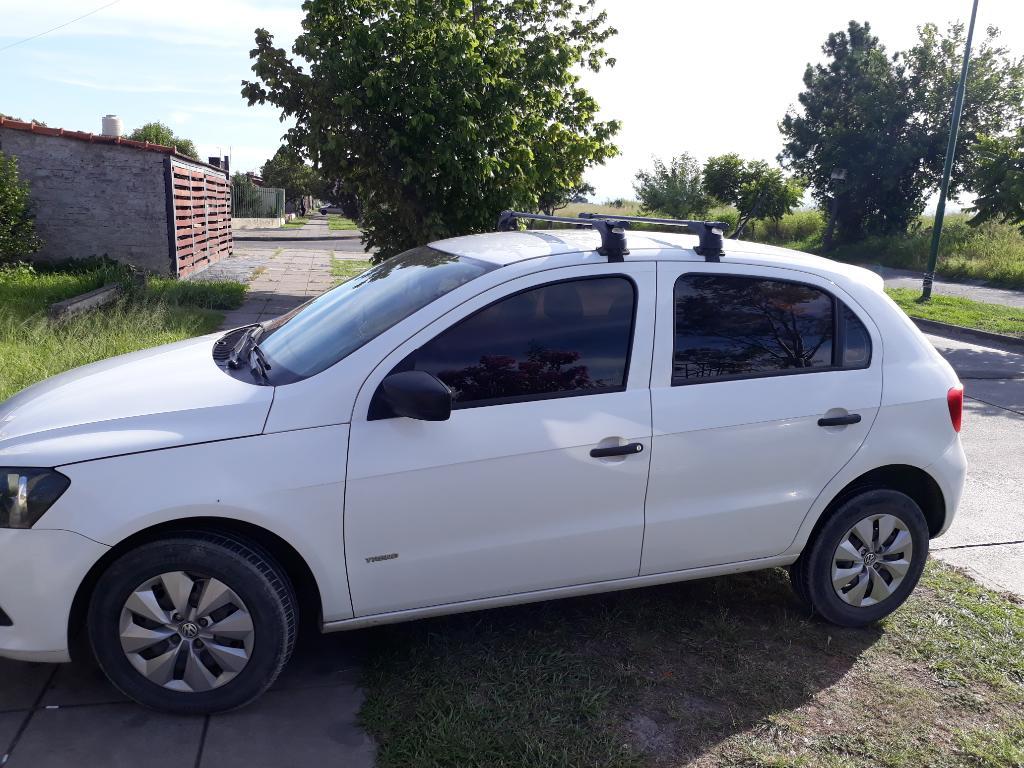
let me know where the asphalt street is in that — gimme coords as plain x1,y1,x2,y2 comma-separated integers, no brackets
927,333,1024,596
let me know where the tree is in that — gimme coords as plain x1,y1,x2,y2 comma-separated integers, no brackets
260,147,323,214
242,0,620,261
0,150,42,263
633,154,710,219
127,122,198,159
967,131,1024,232
780,21,1024,245
702,155,804,237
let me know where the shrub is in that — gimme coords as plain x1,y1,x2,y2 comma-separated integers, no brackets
0,151,42,263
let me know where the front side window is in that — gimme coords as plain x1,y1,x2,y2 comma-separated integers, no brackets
257,247,497,381
402,276,636,407
673,274,839,383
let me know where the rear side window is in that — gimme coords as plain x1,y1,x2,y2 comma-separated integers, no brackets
672,274,870,384
404,276,636,407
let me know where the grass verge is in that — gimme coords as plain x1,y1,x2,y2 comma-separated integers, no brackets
0,262,246,401
283,217,309,228
330,256,372,286
361,561,1024,768
328,214,360,231
887,288,1024,338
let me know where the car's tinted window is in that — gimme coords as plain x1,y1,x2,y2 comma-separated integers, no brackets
673,274,834,383
406,277,635,406
842,305,871,367
257,247,496,381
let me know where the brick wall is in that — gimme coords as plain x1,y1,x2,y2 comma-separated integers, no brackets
0,128,173,275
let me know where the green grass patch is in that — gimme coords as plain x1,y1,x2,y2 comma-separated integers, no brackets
887,287,1024,338
361,561,1024,767
283,217,309,228
330,256,372,286
328,214,359,231
0,262,246,401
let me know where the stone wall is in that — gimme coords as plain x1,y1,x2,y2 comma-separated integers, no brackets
232,217,285,230
0,128,173,274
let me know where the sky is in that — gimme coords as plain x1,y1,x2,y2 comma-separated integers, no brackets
2,0,1023,203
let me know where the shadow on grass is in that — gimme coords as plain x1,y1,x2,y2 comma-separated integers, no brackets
359,568,882,767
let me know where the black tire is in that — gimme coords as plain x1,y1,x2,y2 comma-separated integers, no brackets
788,558,810,607
797,489,929,627
88,533,297,714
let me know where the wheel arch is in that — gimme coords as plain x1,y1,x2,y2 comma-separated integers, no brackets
68,517,323,659
806,464,946,550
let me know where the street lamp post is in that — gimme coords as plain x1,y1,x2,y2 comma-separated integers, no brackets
921,0,981,302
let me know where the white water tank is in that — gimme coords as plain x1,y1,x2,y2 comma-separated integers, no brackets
101,115,123,137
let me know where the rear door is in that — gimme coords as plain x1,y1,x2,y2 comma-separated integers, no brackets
641,263,881,575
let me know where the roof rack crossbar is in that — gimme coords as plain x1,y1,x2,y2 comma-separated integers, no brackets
578,212,729,262
496,210,629,262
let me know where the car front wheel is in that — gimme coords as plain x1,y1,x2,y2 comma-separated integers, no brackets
88,533,297,714
792,489,929,627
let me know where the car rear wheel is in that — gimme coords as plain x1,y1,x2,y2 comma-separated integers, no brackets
792,489,929,627
88,533,296,714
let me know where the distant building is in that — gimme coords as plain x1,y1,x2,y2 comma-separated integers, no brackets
0,116,232,277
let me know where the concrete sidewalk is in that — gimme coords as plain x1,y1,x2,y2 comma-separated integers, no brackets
865,264,1024,308
0,632,375,767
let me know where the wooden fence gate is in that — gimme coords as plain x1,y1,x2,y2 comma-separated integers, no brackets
167,158,233,277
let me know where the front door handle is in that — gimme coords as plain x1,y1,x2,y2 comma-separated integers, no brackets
818,413,862,427
590,442,645,458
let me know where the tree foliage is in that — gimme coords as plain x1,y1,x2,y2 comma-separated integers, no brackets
0,151,42,263
127,122,199,159
260,147,324,213
242,0,620,260
968,130,1024,232
703,154,804,234
780,21,1024,244
633,154,709,219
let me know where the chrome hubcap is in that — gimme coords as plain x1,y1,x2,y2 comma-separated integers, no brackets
831,513,913,608
119,571,255,693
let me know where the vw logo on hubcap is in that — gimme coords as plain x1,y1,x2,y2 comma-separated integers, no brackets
179,621,200,639
863,553,878,567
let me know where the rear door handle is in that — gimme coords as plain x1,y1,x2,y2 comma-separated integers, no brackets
590,442,645,458
817,413,862,427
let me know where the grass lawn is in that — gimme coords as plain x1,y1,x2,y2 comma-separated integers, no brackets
331,256,372,286
887,288,1024,339
361,561,1024,768
328,214,360,231
283,217,309,228
0,262,246,401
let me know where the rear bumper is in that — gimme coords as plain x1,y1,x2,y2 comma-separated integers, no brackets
0,529,109,663
927,437,968,538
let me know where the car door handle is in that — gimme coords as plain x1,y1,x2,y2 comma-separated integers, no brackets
590,442,645,458
817,413,862,427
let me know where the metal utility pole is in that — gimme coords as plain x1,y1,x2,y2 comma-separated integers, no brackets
921,0,980,301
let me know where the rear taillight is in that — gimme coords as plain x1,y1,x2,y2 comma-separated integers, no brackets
947,385,964,433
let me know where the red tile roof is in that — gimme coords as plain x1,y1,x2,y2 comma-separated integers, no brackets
0,117,226,173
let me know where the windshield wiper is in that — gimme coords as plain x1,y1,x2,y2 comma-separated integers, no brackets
249,342,272,382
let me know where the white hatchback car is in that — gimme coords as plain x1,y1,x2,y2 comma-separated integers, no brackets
0,212,966,713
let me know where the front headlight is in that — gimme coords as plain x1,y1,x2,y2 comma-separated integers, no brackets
0,468,70,529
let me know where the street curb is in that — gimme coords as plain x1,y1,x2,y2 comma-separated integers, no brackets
912,317,1024,351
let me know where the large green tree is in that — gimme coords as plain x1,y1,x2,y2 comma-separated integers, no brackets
633,154,710,219
127,122,199,159
967,130,1024,232
780,21,1024,245
242,0,620,260
260,147,324,213
703,154,804,237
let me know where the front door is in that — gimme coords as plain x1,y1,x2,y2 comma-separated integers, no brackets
641,263,882,575
345,263,655,616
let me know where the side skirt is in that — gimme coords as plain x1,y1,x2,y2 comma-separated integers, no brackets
322,554,798,633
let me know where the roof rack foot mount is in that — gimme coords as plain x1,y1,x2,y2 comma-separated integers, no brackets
496,210,729,262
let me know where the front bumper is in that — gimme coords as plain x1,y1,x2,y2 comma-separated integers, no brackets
0,529,109,663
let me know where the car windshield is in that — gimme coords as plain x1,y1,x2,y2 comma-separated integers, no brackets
257,247,496,382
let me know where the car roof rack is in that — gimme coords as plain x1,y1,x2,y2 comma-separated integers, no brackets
578,213,729,262
497,210,629,262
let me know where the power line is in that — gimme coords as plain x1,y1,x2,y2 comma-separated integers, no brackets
0,0,122,53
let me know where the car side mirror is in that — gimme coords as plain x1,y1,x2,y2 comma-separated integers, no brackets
380,371,452,421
